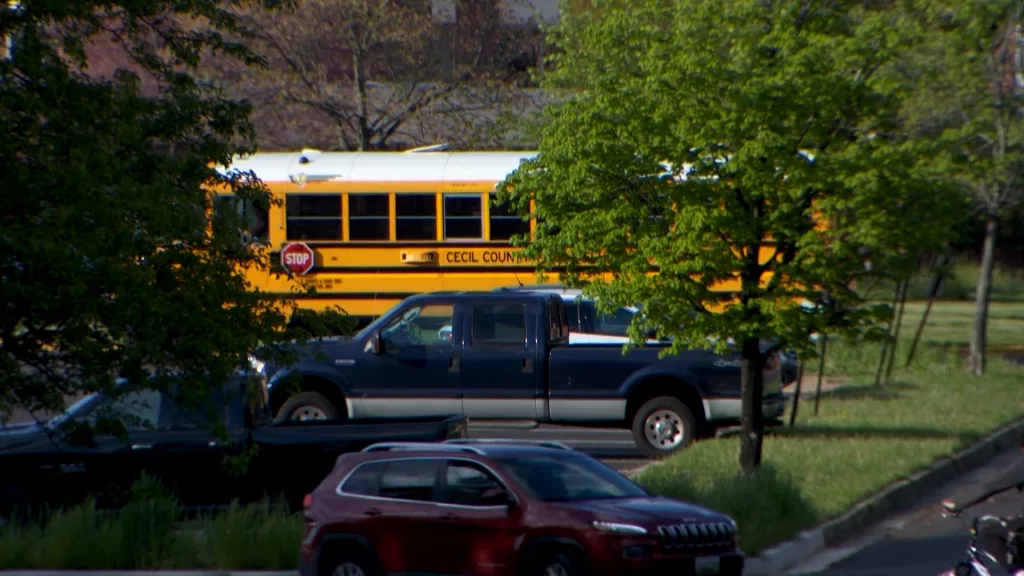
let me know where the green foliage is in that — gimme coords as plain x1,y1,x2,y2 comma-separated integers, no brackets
497,0,964,362
905,0,1024,216
0,0,350,439
0,476,302,570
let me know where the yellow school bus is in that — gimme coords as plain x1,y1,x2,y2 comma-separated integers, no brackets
214,146,782,329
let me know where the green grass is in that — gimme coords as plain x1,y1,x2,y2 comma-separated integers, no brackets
805,299,1024,376
637,355,1024,556
857,261,1024,302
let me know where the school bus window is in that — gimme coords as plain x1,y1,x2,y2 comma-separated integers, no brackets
443,194,482,240
286,194,342,241
489,193,530,241
396,194,436,241
213,195,269,245
349,193,390,241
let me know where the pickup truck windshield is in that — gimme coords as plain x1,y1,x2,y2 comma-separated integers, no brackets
497,454,649,502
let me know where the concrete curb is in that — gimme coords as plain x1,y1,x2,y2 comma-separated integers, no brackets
744,416,1024,576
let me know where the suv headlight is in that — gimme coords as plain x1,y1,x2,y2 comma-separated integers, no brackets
591,521,648,535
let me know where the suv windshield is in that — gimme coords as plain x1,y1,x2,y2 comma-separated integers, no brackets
497,454,649,502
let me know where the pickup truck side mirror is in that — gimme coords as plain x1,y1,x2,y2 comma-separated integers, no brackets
370,332,384,355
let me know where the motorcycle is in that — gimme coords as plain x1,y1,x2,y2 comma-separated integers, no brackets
939,481,1024,576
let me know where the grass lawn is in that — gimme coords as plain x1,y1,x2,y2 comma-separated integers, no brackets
638,339,1024,556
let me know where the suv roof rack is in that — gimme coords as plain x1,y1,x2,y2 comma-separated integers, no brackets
494,284,569,292
443,439,573,451
361,442,485,455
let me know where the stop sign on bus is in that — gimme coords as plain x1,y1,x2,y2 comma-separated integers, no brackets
281,242,315,275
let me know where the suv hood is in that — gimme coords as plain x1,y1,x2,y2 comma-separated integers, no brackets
570,496,731,524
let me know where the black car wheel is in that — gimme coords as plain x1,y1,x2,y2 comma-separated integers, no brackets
533,551,583,576
325,548,379,576
631,396,698,458
277,391,341,422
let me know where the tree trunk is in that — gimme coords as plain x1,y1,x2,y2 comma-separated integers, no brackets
883,278,909,386
352,48,371,151
739,337,765,474
967,216,999,375
788,362,804,428
906,254,947,369
814,333,827,416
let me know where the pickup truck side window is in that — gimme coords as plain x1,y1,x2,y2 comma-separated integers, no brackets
86,389,167,431
163,388,242,431
380,303,456,349
548,297,570,343
340,461,388,496
470,303,526,346
378,459,442,502
440,460,510,507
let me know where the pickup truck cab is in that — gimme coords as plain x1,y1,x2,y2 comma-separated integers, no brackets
0,374,468,516
265,291,787,458
492,285,802,386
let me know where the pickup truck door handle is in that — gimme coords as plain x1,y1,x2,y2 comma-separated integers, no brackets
363,508,382,517
130,443,153,451
440,513,456,521
448,356,460,373
522,357,534,373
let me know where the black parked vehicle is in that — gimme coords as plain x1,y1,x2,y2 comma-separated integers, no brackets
0,374,468,517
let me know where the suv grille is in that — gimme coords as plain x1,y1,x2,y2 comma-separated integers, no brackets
657,522,735,550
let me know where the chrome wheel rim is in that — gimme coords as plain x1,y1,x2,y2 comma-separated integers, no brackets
332,563,365,576
644,409,685,450
290,405,327,421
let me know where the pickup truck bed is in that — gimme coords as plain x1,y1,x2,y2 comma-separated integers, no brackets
0,377,468,516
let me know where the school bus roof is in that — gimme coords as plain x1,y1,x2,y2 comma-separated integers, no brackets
214,149,539,185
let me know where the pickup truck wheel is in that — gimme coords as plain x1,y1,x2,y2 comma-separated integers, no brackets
631,396,698,458
277,391,341,422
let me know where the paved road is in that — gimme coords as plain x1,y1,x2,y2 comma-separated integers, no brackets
789,447,1024,575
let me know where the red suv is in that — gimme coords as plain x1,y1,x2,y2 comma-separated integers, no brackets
299,440,743,576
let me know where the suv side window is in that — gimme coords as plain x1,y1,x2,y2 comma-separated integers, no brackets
441,460,507,506
340,461,388,496
595,306,635,337
379,460,441,502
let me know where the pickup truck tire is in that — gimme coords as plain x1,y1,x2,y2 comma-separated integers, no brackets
276,391,341,421
630,396,698,458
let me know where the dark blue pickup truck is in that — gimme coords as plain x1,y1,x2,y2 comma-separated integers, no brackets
263,291,787,457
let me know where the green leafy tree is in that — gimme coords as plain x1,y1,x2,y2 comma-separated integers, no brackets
498,0,963,472
0,0,350,438
903,1,1024,375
